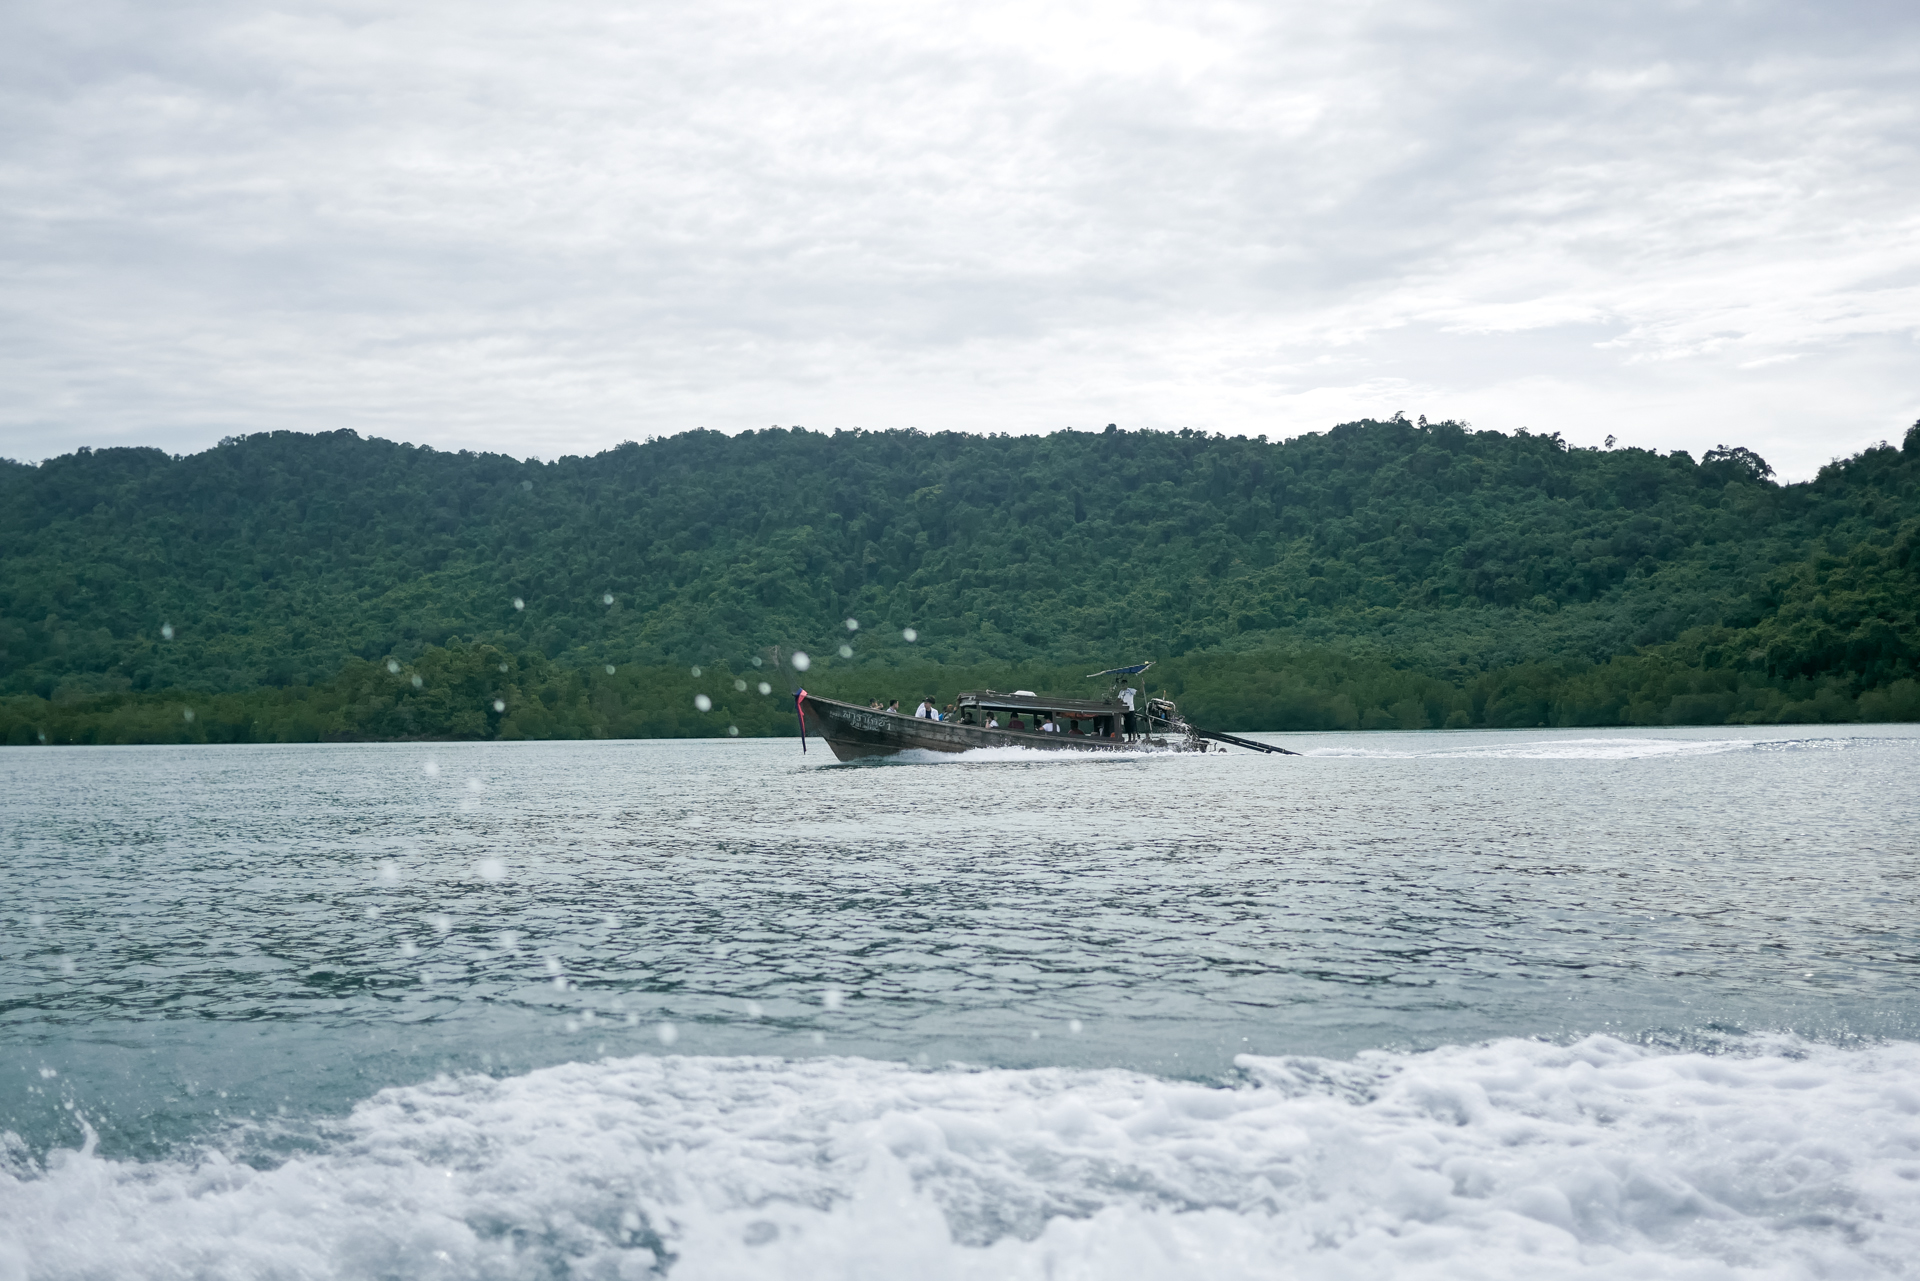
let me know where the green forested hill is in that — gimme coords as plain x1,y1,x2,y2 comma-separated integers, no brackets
3,417,1917,742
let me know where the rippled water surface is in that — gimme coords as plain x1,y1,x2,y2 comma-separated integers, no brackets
4,727,1918,1278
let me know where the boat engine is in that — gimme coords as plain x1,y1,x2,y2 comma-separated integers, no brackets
1144,697,1208,751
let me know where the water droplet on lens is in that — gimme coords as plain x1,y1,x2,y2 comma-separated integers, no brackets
423,759,440,776
378,861,399,884
902,628,917,642
746,1001,762,1019
838,645,852,658
790,651,810,671
694,694,712,712
605,665,616,675
160,623,174,640
182,708,195,722
512,597,525,611
411,674,423,688
498,662,509,672
690,665,702,677
733,678,747,691
844,618,859,631
493,699,506,712
727,725,739,736
758,682,771,695
625,1012,639,1026
400,940,418,958
431,914,452,935
811,1031,825,1046
387,659,401,674
602,593,614,605
498,930,520,952
1069,1019,1083,1034
57,957,76,976
466,778,483,792
821,988,843,1010
656,1022,679,1046
545,956,563,975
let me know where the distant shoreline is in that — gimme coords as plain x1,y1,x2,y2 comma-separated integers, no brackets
7,422,1916,739
6,644,1914,747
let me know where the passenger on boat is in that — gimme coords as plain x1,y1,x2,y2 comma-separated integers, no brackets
868,698,882,709
1118,681,1137,738
985,713,1000,729
1068,720,1084,736
886,699,900,714
915,698,938,719
1007,714,1026,731
943,703,957,720
1039,714,1058,733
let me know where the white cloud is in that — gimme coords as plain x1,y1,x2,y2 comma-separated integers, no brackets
1,0,1915,476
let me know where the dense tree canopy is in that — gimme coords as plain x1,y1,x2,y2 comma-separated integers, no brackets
3,417,1916,741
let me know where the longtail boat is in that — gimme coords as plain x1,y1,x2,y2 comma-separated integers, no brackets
792,662,1296,761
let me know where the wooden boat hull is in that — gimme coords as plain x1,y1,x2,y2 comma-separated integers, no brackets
796,692,1197,762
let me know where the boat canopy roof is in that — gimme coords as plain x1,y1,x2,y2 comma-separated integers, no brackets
957,690,1119,715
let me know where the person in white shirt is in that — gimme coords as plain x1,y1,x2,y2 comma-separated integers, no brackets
915,698,938,719
1118,681,1137,739
985,714,999,729
1040,714,1058,733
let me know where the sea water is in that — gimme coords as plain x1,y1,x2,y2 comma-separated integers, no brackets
2,726,1917,1278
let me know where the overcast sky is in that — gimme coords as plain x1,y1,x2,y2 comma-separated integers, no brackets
2,0,1915,478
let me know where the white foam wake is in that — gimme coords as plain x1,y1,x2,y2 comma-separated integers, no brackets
4,1036,1918,1280
1302,736,1839,761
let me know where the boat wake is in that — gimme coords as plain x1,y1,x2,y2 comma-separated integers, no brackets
1303,735,1854,761
5,1035,1918,1279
